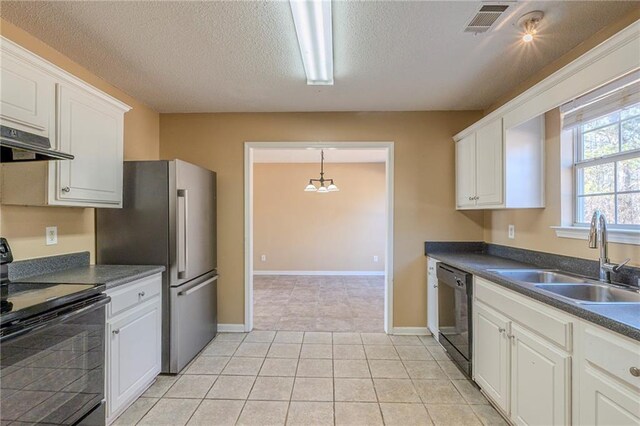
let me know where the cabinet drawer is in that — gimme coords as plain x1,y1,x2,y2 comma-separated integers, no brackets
583,325,640,391
107,274,162,318
475,277,573,351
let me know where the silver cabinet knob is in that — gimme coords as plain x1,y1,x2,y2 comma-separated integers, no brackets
630,367,640,377
61,187,71,193
112,329,120,335
468,196,473,201
498,328,505,334
139,291,146,297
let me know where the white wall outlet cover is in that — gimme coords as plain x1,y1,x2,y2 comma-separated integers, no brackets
508,225,515,239
373,255,379,262
261,255,267,262
46,226,58,245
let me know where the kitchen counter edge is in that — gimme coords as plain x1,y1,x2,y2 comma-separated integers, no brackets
427,251,640,342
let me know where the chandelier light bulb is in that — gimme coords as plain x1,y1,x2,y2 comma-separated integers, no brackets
303,149,339,194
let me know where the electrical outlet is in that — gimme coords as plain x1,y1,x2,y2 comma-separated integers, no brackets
373,255,379,263
508,225,515,239
46,226,58,245
261,255,267,262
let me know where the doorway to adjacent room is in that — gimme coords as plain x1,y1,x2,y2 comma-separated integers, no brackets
244,142,394,333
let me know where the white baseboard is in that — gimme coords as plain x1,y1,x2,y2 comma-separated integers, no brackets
217,324,246,333
254,270,385,276
391,327,431,336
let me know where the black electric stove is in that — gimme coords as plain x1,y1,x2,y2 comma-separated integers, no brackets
0,238,105,328
0,238,109,425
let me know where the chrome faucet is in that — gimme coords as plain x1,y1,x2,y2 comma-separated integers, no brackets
588,210,630,283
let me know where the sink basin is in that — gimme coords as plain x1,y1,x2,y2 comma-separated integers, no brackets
535,284,640,304
489,269,591,284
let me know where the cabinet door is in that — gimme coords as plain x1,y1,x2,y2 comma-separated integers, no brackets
108,299,161,418
56,83,123,206
426,257,438,339
473,301,510,412
456,133,476,208
511,323,571,426
475,119,503,206
580,364,640,425
0,52,55,137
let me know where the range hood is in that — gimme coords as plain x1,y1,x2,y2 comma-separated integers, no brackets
0,125,74,162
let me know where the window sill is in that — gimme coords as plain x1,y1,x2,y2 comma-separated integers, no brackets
552,226,640,246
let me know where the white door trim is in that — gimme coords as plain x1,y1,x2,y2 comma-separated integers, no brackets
244,141,395,333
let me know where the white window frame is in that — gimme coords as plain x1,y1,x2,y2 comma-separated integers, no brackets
572,111,640,229
553,111,640,246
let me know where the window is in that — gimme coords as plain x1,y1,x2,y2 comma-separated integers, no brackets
574,102,640,227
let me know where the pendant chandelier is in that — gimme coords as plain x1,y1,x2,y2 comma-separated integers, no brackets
304,150,339,193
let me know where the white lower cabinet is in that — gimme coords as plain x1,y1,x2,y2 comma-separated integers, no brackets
473,279,571,425
473,301,510,413
106,274,162,424
577,323,640,425
474,277,640,426
510,323,571,426
426,257,438,339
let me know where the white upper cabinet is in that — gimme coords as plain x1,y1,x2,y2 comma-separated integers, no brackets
455,133,476,208
475,119,503,206
454,116,543,210
0,52,55,137
0,36,130,208
56,84,123,205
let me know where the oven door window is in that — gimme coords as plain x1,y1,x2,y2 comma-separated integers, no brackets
0,302,106,425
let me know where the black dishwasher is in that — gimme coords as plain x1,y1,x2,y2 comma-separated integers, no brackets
436,262,473,378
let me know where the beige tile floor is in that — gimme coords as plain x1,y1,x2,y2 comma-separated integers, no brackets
114,331,508,426
253,276,385,332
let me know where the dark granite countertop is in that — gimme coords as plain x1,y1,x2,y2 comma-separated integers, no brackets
18,265,165,290
425,245,640,342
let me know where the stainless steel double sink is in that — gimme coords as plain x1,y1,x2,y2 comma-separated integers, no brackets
488,269,640,304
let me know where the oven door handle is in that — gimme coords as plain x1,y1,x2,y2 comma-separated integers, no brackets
0,296,110,342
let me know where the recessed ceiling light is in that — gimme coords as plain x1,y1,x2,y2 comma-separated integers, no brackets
289,0,334,85
518,11,544,43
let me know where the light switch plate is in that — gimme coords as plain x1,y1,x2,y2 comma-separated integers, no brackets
261,255,267,262
508,225,515,239
46,226,58,245
373,255,379,263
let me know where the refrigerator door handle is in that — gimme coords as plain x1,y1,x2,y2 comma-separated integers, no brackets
178,275,218,296
177,189,189,279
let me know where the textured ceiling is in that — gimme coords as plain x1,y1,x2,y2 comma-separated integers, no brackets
1,1,637,113
253,149,387,163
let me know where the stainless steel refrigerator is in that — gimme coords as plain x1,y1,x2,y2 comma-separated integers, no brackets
96,159,217,374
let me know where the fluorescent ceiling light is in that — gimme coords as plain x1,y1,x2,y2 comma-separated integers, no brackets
289,0,334,85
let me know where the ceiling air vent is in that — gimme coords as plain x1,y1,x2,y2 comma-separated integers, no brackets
464,4,510,33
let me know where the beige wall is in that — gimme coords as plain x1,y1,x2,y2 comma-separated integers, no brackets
160,112,484,326
484,110,640,266
0,18,160,262
254,162,386,272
